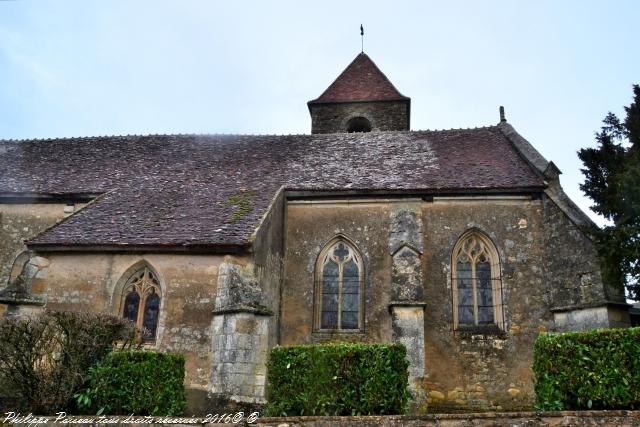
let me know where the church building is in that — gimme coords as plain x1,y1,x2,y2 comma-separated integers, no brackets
0,52,630,412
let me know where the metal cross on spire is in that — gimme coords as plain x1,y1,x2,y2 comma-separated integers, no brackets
360,24,364,52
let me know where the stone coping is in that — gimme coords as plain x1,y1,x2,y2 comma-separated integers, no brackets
211,304,273,316
1,411,639,426
550,301,631,312
258,411,640,426
0,292,46,306
388,301,427,308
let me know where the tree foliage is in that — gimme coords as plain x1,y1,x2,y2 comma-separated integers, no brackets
0,311,137,414
578,85,640,299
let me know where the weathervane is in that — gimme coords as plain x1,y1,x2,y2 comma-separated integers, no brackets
360,24,364,53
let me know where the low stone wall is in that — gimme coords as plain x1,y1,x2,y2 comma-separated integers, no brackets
1,411,638,426
257,411,640,427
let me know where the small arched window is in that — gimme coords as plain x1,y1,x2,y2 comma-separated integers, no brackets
315,238,364,331
8,251,31,284
346,117,372,133
451,231,504,330
119,266,162,341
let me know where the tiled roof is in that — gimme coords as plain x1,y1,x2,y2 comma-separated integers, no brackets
0,126,545,249
309,53,409,104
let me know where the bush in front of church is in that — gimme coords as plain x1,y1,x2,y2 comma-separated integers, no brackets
0,310,137,414
77,350,186,416
533,327,640,410
265,342,409,416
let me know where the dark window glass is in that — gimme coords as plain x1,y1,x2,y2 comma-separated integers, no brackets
123,290,140,322
343,259,359,294
321,312,338,329
476,261,493,324
333,244,349,261
341,311,358,329
457,260,473,324
142,292,161,340
321,259,339,329
318,242,362,331
454,237,500,328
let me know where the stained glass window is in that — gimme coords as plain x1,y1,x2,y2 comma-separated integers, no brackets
120,266,162,341
452,232,502,329
317,240,363,331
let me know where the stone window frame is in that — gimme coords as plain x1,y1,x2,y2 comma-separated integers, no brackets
114,261,164,343
8,251,31,284
313,235,365,333
340,112,375,133
451,229,505,331
346,116,372,133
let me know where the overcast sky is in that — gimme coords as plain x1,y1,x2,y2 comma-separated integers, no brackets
1,1,638,225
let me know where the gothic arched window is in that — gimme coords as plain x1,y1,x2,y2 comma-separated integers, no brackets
451,231,504,330
8,251,31,284
120,266,162,341
315,238,364,332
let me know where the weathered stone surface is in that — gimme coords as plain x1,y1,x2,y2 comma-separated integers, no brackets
0,204,78,291
282,194,619,412
0,251,49,313
542,195,621,308
210,312,271,403
390,305,425,400
391,247,423,302
309,101,409,134
31,252,222,402
389,207,424,303
215,263,263,310
553,304,630,331
389,208,424,255
281,201,392,345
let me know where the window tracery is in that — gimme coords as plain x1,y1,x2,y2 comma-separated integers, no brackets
451,231,504,330
315,238,364,331
120,266,161,341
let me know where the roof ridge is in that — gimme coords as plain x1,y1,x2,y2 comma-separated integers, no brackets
0,132,308,143
411,124,498,133
0,126,505,143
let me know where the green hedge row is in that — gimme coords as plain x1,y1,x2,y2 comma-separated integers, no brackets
265,342,409,416
77,350,186,416
533,327,640,410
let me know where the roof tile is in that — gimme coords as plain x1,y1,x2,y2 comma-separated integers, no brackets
309,53,409,104
0,128,545,248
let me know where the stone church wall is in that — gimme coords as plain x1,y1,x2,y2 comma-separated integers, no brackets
208,191,284,405
34,252,231,410
0,191,618,413
282,200,395,345
0,202,87,316
309,101,409,134
282,195,611,412
422,197,547,411
541,197,629,330
252,190,285,349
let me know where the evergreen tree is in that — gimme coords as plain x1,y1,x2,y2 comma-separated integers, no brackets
578,85,640,299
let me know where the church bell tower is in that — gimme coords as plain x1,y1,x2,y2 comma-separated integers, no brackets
308,53,410,134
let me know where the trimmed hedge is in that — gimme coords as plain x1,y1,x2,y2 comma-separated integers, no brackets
78,350,186,415
533,327,640,410
265,342,409,416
